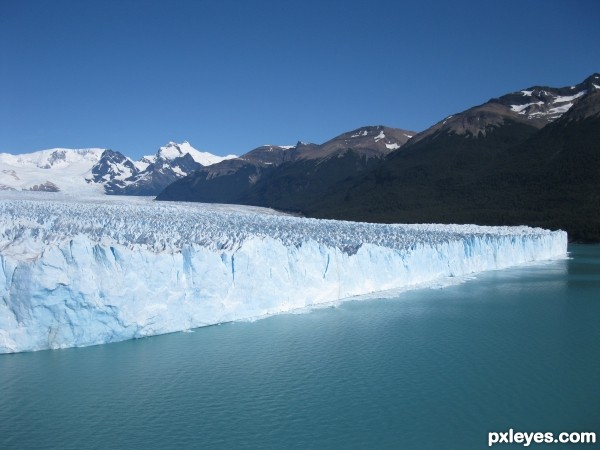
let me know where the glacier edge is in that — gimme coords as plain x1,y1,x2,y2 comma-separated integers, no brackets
0,197,568,354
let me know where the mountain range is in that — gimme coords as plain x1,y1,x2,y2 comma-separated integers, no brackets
300,73,600,242
0,141,236,196
156,125,415,207
157,73,600,242
2,73,598,241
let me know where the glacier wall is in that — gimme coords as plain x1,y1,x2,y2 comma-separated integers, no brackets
0,196,568,354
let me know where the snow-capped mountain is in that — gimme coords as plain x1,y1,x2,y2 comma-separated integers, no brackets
87,149,140,185
101,141,237,196
499,73,600,122
155,141,237,166
0,142,236,196
0,148,106,194
409,73,600,144
157,125,415,206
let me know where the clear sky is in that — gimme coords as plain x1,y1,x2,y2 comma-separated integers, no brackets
1,0,599,159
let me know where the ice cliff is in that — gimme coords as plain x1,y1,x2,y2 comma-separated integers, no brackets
0,195,568,353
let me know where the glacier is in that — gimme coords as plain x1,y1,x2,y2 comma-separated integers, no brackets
0,193,567,354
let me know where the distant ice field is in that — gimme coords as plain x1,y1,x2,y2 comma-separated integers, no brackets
0,192,567,353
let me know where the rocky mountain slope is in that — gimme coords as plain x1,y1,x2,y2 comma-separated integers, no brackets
156,125,415,207
409,73,598,144
303,74,600,242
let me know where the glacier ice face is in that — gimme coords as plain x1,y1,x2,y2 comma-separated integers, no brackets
0,193,568,354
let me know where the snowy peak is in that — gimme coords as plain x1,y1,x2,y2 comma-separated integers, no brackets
408,73,600,145
495,74,600,123
157,141,189,160
581,72,600,90
88,149,140,184
503,87,587,122
557,73,600,121
101,142,237,196
157,141,236,166
0,148,106,193
0,148,104,170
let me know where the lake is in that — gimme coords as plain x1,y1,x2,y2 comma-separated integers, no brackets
1,245,598,449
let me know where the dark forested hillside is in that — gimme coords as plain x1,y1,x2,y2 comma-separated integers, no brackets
305,110,600,242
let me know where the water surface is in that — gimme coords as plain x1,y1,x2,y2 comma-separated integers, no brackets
1,245,598,449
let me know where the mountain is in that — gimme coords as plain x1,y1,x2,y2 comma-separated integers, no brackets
87,149,141,186
0,148,107,194
101,141,237,195
409,73,598,144
301,74,600,242
156,125,415,208
0,141,235,196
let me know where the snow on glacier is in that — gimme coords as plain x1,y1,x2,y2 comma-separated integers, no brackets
0,193,568,354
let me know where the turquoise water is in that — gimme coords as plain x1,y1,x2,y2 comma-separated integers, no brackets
1,245,599,449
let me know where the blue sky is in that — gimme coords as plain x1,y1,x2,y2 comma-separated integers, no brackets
1,0,599,159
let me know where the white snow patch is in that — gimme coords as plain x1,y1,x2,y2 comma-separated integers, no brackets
547,103,574,115
171,166,186,176
386,143,400,150
261,144,295,151
350,130,369,138
521,90,533,96
133,159,151,172
510,102,544,114
553,91,586,103
111,163,132,181
374,131,385,142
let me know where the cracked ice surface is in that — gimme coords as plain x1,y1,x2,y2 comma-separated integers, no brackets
0,193,567,353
